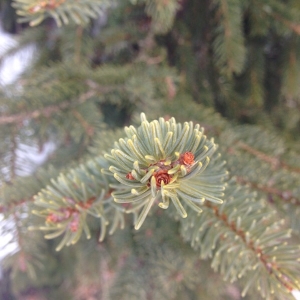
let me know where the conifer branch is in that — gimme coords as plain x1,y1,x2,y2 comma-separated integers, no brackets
0,80,124,126
204,202,297,293
32,157,125,250
212,0,246,75
32,114,227,248
0,90,96,125
144,0,180,34
106,113,227,229
237,142,300,173
13,0,111,26
0,197,34,214
181,185,300,299
253,0,300,35
2,1,300,298
236,176,300,206
219,0,233,72
0,167,61,214
5,111,299,299
71,109,94,137
270,12,300,35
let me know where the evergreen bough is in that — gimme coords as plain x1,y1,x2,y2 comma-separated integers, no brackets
1,0,300,299
30,113,300,299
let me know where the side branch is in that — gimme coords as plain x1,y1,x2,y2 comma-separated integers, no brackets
236,176,300,206
72,109,94,137
0,197,34,213
44,196,97,232
255,1,300,35
0,82,125,126
237,141,300,173
271,12,300,35
206,202,295,292
0,90,96,125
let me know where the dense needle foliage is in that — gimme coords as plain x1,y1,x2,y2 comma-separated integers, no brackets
0,0,300,299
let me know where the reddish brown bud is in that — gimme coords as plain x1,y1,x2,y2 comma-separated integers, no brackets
180,152,194,165
126,172,135,180
46,213,58,223
28,5,43,13
69,218,79,232
153,170,172,187
70,224,78,232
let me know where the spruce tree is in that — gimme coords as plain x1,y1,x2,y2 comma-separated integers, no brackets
0,0,300,299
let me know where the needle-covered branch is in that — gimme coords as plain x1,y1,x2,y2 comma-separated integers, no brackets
181,184,300,299
13,0,111,26
105,113,227,229
32,157,125,251
29,114,300,299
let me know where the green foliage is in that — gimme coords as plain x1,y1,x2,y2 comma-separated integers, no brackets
144,0,180,34
32,156,124,251
22,113,300,299
12,0,111,26
182,184,300,299
282,35,300,99
1,0,300,299
106,114,227,229
30,114,226,247
212,0,246,76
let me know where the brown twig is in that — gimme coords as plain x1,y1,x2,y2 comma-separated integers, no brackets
0,83,125,126
0,90,96,125
72,109,94,137
74,25,83,64
237,141,300,173
271,12,300,35
0,197,34,214
254,0,300,36
236,176,300,206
